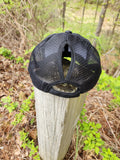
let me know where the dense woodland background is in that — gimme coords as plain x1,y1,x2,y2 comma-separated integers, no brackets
0,0,120,160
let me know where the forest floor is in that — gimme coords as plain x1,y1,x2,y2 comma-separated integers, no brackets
0,52,120,160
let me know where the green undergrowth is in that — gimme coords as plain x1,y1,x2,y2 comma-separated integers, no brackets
1,96,18,113
1,92,34,125
77,107,120,160
2,92,120,160
0,47,15,60
19,130,40,160
0,46,39,159
1,91,40,160
97,70,120,109
0,47,32,68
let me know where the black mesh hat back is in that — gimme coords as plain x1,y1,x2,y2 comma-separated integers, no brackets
28,31,101,98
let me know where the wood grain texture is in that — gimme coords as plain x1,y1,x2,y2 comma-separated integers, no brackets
34,87,87,160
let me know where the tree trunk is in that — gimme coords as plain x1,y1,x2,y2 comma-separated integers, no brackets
108,8,120,45
93,0,109,47
95,0,109,37
62,1,66,31
94,0,99,23
111,8,120,35
81,0,87,24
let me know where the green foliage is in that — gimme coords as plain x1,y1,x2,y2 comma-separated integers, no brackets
78,107,120,159
64,17,110,54
1,0,25,14
19,130,40,160
22,60,29,69
0,0,3,4
78,109,104,155
96,35,110,54
65,21,96,41
1,91,38,159
15,56,24,64
20,98,31,112
25,46,35,55
97,70,120,108
0,47,23,63
12,92,34,125
0,47,30,68
30,118,35,125
0,47,15,60
1,91,34,125
83,132,104,153
101,148,120,160
11,112,25,126
1,96,18,113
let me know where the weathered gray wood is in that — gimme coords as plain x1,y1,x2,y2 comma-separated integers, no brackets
34,86,87,160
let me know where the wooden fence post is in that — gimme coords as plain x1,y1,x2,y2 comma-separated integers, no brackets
34,86,87,160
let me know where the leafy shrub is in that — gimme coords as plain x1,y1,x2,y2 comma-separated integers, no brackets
78,107,120,159
101,148,120,160
19,130,40,160
1,96,18,113
15,56,24,64
78,108,104,155
12,92,34,125
0,47,30,68
25,46,35,55
97,70,120,108
1,91,39,159
0,47,15,60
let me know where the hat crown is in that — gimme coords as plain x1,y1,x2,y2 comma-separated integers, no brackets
28,31,101,98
